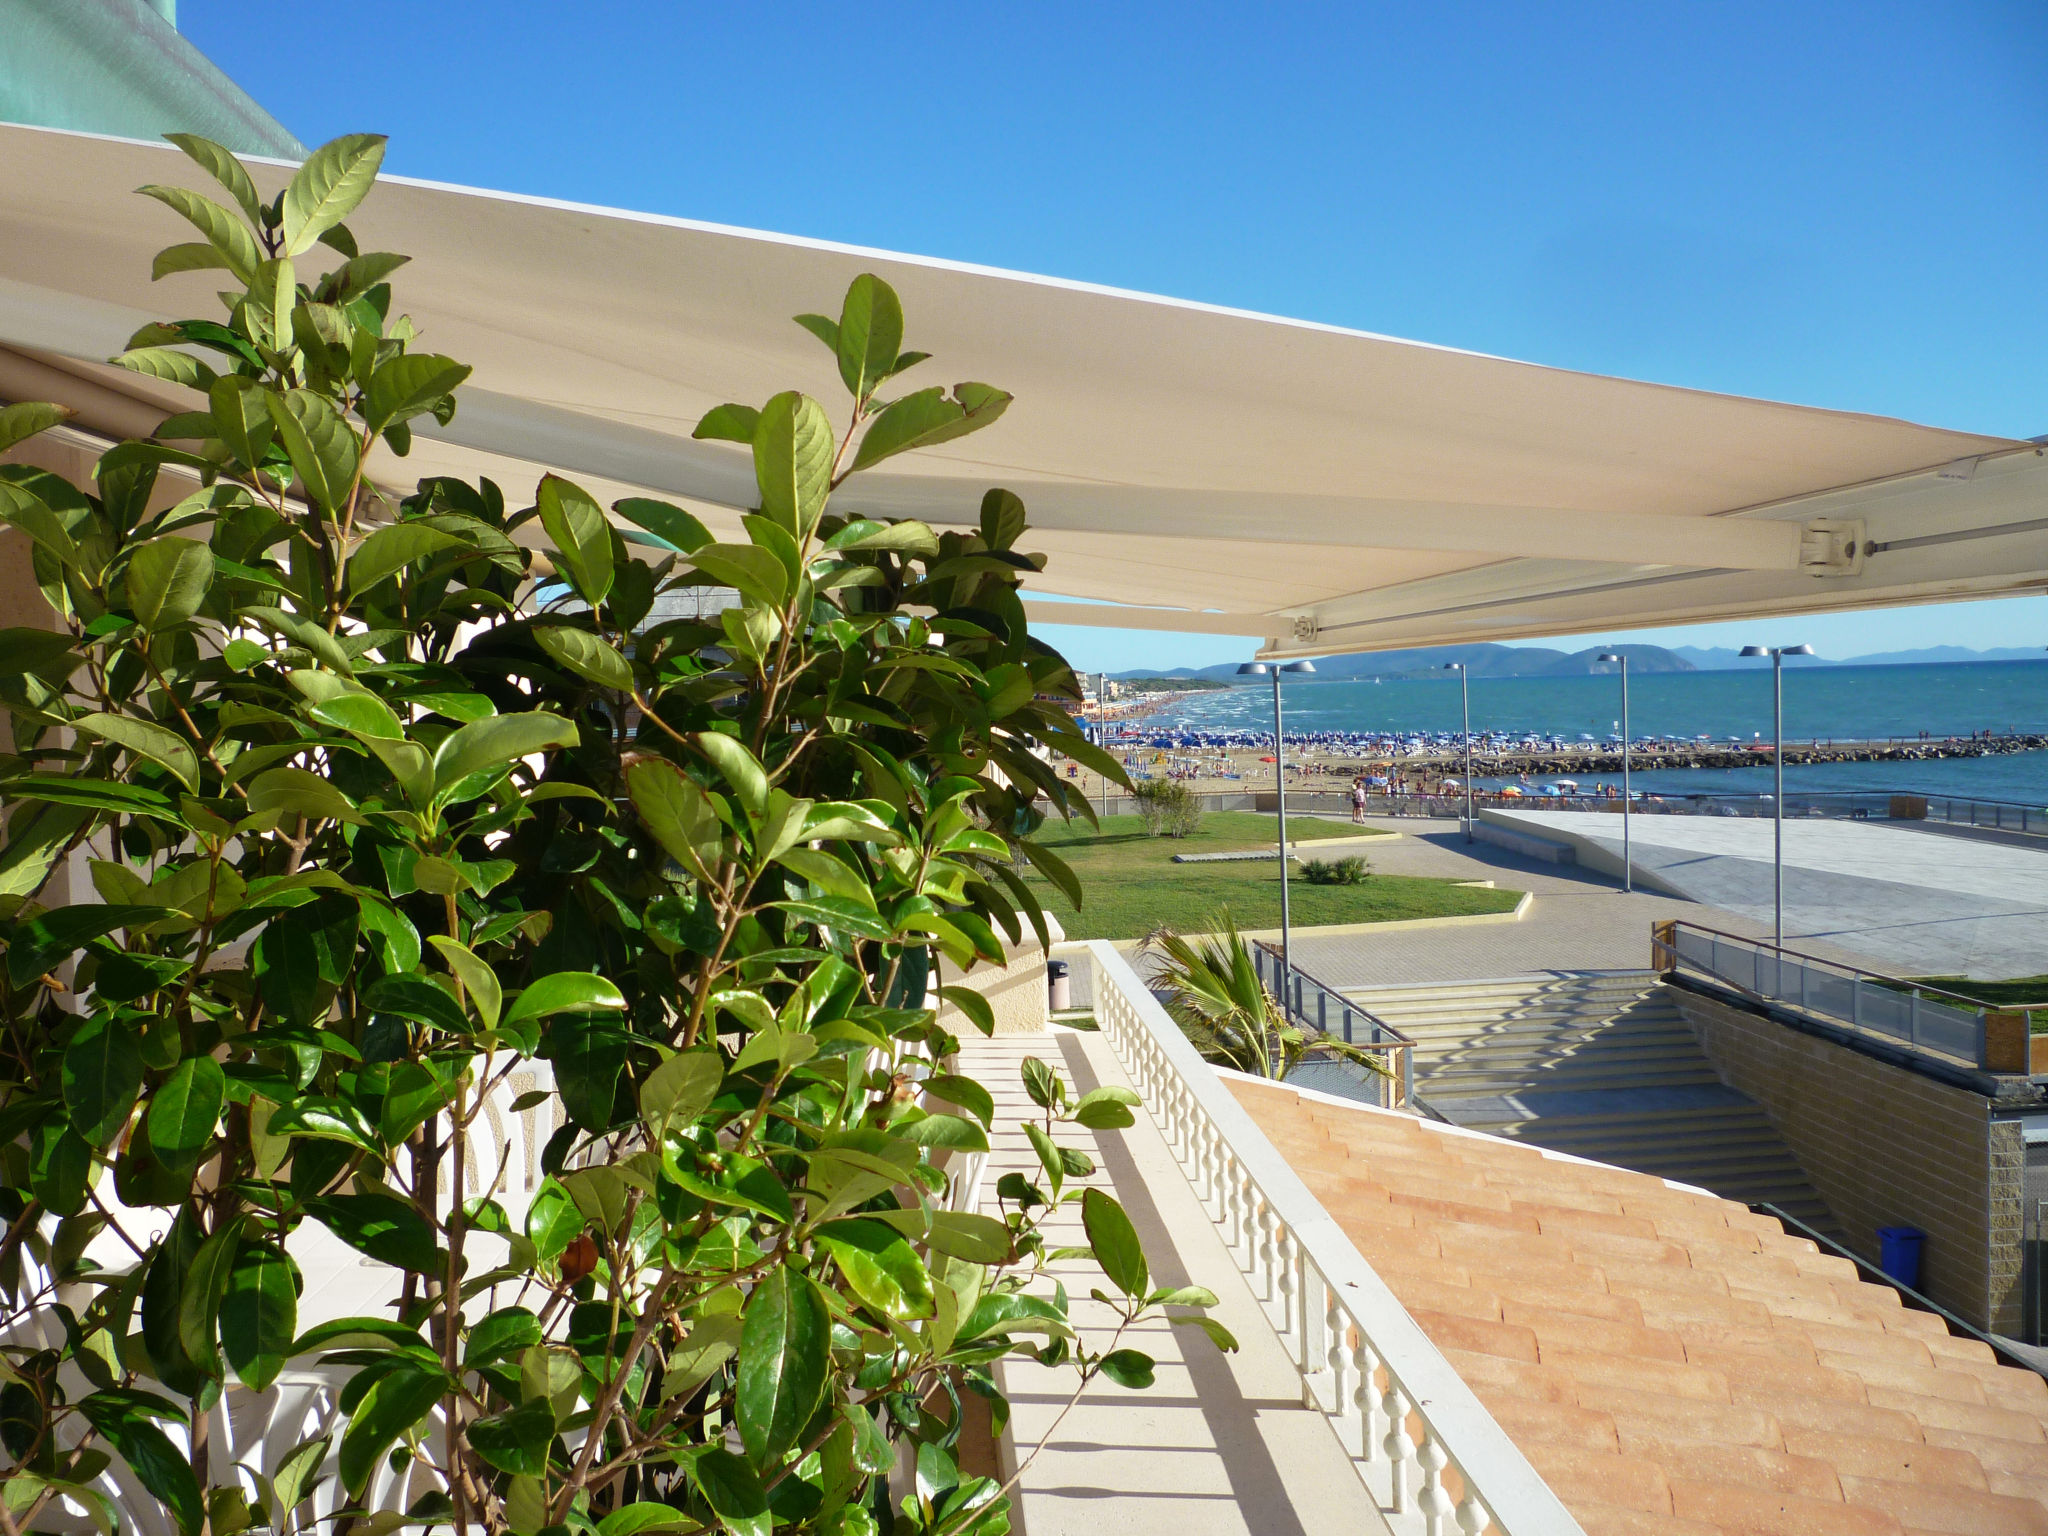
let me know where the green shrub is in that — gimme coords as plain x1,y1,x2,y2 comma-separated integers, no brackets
1302,854,1370,885
1131,778,1202,838
0,133,1231,1534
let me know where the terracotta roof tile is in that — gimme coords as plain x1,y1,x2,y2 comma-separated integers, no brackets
1839,1474,2048,1534
1571,1503,1724,1536
1227,1076,2048,1534
1667,1479,1904,1534
1781,1428,1988,1490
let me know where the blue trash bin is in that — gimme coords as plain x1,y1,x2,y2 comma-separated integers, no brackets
1877,1226,1925,1291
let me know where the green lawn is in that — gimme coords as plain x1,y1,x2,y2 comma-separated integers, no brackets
1889,974,2048,1028
1020,813,1522,941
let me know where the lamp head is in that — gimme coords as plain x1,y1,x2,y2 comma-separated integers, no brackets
1739,645,1768,658
1783,644,1815,657
1595,652,1623,664
1236,662,1271,676
1280,660,1316,674
1442,662,1465,672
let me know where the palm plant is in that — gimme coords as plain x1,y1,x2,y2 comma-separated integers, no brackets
1139,909,1389,1082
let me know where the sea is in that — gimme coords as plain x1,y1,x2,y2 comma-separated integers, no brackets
1146,659,2048,804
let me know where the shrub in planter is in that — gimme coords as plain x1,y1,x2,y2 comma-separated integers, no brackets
1129,780,1199,839
1300,855,1368,886
0,134,1231,1535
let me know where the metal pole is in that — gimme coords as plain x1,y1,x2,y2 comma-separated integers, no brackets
1774,651,1785,947
1620,657,1631,893
1274,670,1292,979
1461,667,1473,842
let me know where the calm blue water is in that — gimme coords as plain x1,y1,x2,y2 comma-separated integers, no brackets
1155,660,2048,803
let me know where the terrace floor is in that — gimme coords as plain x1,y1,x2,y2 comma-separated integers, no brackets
959,1027,1393,1534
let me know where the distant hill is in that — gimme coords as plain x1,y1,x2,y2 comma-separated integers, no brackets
1112,642,1696,683
1114,642,2045,682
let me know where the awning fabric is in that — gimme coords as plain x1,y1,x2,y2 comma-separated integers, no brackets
0,123,2040,657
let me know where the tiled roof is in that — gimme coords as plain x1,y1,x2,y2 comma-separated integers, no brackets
1227,1075,2048,1536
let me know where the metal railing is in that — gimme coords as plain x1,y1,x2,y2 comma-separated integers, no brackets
1087,939,1584,1536
1654,920,2043,1075
1250,941,1416,1110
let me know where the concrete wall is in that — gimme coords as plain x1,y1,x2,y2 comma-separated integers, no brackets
1669,982,2021,1333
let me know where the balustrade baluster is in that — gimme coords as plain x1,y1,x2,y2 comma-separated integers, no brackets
1327,1300,1353,1424
1420,1436,1453,1536
1258,1202,1280,1302
1355,1337,1382,1463
1384,1381,1417,1513
1277,1226,1299,1334
1456,1483,1492,1536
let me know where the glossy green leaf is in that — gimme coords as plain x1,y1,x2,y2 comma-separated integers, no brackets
77,1390,204,1536
691,1448,770,1536
638,1050,723,1138
206,375,273,470
221,1242,296,1390
281,133,387,256
751,390,834,534
165,132,264,224
694,730,768,816
467,1399,553,1476
337,1360,446,1494
692,402,760,444
136,183,259,283
176,1215,242,1367
659,1312,742,1401
362,973,470,1035
29,1122,92,1216
266,389,359,512
735,1267,829,1468
73,712,199,792
146,1056,226,1166
268,1434,331,1520
851,382,1012,472
1096,1348,1156,1389
431,710,577,798
835,274,904,403
504,970,626,1026
816,1218,935,1320
345,522,462,594
535,624,633,690
536,473,614,606
465,1307,542,1368
427,935,501,1029
688,542,788,609
938,985,997,1037
822,517,940,556
1082,1187,1147,1298
362,353,470,431
60,1015,144,1146
0,400,73,456
304,1193,439,1272
624,756,722,879
613,496,712,552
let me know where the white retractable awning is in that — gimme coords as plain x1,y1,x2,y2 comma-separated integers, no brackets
0,123,2040,656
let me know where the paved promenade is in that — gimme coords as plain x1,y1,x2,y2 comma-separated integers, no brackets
1492,809,2048,980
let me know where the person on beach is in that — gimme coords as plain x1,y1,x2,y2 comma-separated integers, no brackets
1351,776,1368,824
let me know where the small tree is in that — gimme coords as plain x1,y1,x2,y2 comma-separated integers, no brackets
0,133,1230,1536
1129,779,1200,839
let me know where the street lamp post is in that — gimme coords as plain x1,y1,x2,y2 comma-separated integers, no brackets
1596,652,1632,893
1740,643,1814,945
1443,662,1473,842
1238,659,1316,986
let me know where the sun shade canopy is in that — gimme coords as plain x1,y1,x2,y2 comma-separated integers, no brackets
0,123,2040,657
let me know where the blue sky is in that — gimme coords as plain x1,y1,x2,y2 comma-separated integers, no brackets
188,2,2048,671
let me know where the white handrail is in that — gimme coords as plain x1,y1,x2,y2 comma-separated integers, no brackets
1085,939,1585,1536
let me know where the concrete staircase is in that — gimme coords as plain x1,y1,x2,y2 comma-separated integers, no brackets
1346,972,1838,1232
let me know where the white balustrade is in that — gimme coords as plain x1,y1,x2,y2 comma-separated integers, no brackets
1082,938,1586,1536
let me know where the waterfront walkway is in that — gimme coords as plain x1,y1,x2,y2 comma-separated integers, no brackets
1492,810,2048,981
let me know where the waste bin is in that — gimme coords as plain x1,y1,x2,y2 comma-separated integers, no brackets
1877,1226,1925,1291
1047,960,1071,1012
